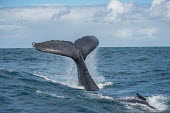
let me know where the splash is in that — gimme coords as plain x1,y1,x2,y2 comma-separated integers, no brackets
86,49,106,84
120,95,170,112
147,95,169,111
98,82,113,89
85,92,114,100
86,49,113,89
33,49,109,90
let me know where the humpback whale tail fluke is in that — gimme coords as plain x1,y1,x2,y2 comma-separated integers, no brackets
32,36,99,91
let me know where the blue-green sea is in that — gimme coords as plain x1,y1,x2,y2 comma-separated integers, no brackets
0,47,170,113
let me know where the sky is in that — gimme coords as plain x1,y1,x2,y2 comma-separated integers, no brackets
0,0,170,48
0,0,152,7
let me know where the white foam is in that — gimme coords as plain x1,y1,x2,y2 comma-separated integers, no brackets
124,102,152,113
0,68,13,72
98,82,113,89
34,73,84,89
0,68,4,70
121,95,170,112
147,95,169,111
117,96,135,100
36,90,65,98
86,92,114,100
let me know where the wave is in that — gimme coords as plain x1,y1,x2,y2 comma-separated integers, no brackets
0,96,11,104
128,57,149,62
0,68,20,76
0,68,5,70
85,92,114,100
98,82,113,89
36,90,65,98
0,68,13,72
23,58,40,61
34,73,84,90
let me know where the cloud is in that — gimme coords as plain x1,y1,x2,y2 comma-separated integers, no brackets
106,0,124,21
151,0,164,9
0,6,70,22
150,0,170,19
105,0,134,22
115,28,133,39
51,8,70,20
0,0,170,47
0,24,21,30
138,28,157,38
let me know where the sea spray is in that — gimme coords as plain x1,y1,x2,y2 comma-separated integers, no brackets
34,48,111,90
147,95,169,111
86,49,106,84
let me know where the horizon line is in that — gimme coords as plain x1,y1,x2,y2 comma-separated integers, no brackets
0,46,170,49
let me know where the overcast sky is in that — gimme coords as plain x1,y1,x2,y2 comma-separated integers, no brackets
0,0,170,48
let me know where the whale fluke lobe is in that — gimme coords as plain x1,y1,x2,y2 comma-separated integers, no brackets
32,36,99,91
74,36,99,60
32,40,79,60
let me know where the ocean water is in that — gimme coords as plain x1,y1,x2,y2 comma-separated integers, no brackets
0,47,170,113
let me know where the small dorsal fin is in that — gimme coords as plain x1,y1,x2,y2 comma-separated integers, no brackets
136,93,147,101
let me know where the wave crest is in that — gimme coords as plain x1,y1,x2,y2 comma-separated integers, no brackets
36,90,65,98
